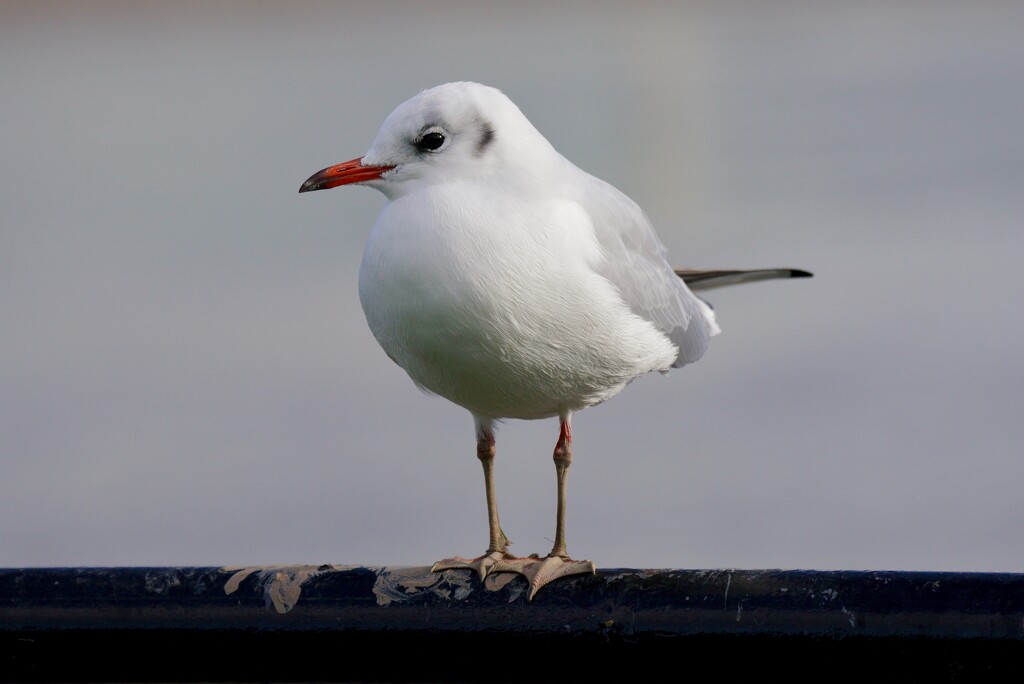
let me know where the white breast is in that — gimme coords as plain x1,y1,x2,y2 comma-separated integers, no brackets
357,181,678,420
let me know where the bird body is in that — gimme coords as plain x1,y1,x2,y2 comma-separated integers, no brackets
301,82,809,599
359,168,702,421
355,83,718,421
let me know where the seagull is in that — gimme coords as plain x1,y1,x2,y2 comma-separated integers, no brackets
300,82,810,600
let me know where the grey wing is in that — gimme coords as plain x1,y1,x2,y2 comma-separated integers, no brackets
579,176,720,368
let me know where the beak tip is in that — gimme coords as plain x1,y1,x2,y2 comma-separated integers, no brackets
299,175,327,193
299,174,323,193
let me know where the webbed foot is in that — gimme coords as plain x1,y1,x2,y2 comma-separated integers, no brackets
431,550,519,581
499,554,595,601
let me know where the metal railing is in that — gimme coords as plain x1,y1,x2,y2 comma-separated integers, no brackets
3,565,1022,680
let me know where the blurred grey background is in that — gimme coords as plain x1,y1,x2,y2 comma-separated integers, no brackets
2,2,1022,572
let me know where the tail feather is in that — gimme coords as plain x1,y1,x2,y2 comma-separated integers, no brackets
676,268,813,292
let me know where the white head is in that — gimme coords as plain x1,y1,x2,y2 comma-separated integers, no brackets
299,82,558,200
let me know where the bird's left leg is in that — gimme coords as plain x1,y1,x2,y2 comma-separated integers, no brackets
549,416,573,558
494,415,595,600
431,419,519,580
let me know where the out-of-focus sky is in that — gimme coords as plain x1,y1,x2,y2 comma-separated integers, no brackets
2,1,1022,571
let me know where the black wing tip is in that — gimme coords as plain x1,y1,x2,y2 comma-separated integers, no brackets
789,269,813,279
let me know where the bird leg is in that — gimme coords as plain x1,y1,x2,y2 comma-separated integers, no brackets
431,423,517,579
487,418,595,601
550,418,572,558
432,418,594,600
506,417,596,600
478,425,512,556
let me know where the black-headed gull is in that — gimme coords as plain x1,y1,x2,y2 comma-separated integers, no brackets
300,82,810,600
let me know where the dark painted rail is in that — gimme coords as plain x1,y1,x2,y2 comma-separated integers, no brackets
3,565,1023,681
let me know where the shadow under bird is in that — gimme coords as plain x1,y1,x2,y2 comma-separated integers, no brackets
300,82,811,600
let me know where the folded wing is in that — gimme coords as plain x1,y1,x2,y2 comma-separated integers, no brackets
578,176,720,369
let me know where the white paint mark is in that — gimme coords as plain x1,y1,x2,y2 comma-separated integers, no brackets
371,566,460,606
484,571,525,602
221,564,352,614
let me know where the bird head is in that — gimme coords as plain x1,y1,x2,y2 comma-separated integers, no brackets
299,82,557,200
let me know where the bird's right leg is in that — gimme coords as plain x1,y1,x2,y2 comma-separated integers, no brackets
477,422,512,557
431,419,517,580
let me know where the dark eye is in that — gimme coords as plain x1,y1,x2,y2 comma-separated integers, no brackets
416,131,446,152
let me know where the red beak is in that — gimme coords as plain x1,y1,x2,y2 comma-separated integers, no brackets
299,157,395,193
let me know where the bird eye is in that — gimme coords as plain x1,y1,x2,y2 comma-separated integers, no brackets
416,131,446,152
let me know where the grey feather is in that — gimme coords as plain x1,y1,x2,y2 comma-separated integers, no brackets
578,176,720,368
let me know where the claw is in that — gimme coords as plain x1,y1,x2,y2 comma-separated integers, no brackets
488,554,596,601
432,551,594,599
431,550,512,580
523,556,596,601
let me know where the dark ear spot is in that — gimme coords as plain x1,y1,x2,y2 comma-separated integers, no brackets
476,120,496,156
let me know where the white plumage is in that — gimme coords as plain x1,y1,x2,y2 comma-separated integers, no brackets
357,82,718,419
300,82,806,600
